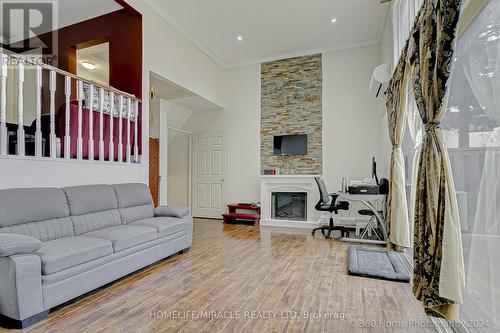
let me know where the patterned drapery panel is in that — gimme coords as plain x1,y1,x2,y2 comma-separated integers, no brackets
411,0,464,320
386,0,465,320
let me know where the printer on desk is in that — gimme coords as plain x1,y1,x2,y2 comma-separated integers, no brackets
348,184,380,195
346,157,389,195
347,179,388,195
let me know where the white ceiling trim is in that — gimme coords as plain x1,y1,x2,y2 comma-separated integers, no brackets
142,0,226,68
1,1,122,46
142,0,387,69
224,39,381,68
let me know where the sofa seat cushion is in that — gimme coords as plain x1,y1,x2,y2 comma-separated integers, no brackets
37,236,113,275
131,217,188,238
84,225,157,252
41,232,189,286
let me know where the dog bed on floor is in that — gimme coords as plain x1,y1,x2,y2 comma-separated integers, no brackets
348,246,411,282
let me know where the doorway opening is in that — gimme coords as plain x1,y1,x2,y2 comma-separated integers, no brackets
167,127,192,208
148,73,224,219
76,42,110,86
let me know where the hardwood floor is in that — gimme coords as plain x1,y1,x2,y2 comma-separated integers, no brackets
1,219,436,333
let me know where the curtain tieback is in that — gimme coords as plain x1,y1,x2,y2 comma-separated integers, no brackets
424,123,441,132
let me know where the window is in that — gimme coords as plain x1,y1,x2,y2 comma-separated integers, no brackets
391,0,426,265
393,0,498,330
443,0,500,330
392,0,423,66
401,89,422,262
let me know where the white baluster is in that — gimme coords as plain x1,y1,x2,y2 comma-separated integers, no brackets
77,80,83,160
0,54,8,156
118,95,124,163
134,100,139,163
64,76,71,159
35,66,42,157
109,92,114,162
49,71,57,158
88,84,94,161
99,87,104,162
126,98,131,163
17,62,25,156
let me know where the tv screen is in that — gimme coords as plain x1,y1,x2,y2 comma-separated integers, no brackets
274,135,308,155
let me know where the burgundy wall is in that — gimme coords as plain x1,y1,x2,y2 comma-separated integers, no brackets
38,7,143,153
42,8,142,98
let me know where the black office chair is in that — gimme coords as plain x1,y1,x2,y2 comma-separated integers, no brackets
312,177,350,239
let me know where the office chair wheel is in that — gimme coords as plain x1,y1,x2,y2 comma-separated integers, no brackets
311,230,316,236
325,231,332,239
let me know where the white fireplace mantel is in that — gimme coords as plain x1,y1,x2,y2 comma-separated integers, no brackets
260,175,321,228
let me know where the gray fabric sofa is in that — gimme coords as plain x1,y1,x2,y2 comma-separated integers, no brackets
0,183,192,328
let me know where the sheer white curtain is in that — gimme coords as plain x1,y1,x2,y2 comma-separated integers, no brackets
405,91,423,248
444,0,500,328
462,0,500,326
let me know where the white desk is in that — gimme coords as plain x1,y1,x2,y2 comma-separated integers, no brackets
334,193,388,245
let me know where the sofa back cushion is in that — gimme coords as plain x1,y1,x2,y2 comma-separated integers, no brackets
0,188,74,241
112,183,154,224
63,185,121,235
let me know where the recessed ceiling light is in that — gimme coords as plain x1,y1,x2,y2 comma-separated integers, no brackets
331,17,337,23
80,61,97,70
237,36,243,42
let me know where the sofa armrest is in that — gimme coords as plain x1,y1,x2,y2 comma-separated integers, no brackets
154,205,190,218
0,255,44,321
0,234,41,257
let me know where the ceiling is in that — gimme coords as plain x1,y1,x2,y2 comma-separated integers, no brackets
146,0,389,67
150,74,223,112
0,0,121,43
59,0,122,30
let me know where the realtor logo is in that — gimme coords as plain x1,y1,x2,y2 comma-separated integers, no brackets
1,0,58,65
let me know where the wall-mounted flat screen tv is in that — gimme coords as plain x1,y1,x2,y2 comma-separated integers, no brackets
273,134,308,155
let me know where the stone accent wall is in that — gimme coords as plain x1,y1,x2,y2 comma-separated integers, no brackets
261,54,322,175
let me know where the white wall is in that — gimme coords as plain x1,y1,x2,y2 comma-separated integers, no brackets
149,98,195,140
1,0,391,200
180,64,262,204
132,0,226,186
149,96,161,138
128,0,226,106
0,158,143,189
164,100,195,137
164,101,195,206
322,45,386,192
139,2,391,205
222,65,262,203
167,132,190,206
0,0,226,190
379,8,394,178
177,46,387,204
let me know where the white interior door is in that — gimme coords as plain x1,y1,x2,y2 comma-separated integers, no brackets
192,132,226,219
